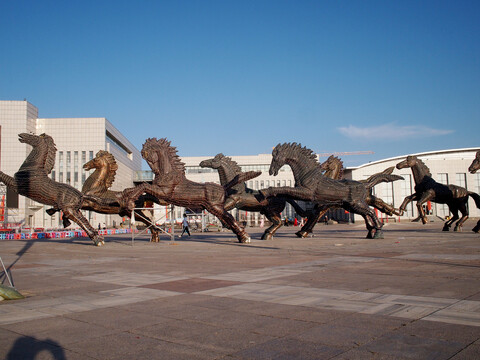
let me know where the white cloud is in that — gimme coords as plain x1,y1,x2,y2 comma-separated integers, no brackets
337,123,454,140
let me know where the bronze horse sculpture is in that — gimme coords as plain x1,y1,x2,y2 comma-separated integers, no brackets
396,155,480,231
260,143,402,239
294,157,403,238
124,138,260,243
199,153,315,240
0,133,111,246
468,150,480,233
81,150,166,242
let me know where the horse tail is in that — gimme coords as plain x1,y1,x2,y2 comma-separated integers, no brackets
468,192,480,209
0,171,17,191
224,171,261,190
360,167,404,189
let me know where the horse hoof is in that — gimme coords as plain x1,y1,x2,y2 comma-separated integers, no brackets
442,226,450,232
373,231,384,239
454,226,461,232
239,236,251,243
295,231,308,238
261,233,273,240
95,241,103,246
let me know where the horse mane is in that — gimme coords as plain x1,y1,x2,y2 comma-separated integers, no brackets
41,134,57,174
143,138,185,174
410,156,432,177
217,154,243,173
274,142,322,171
95,150,118,189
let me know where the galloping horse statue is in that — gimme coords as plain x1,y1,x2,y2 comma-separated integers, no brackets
396,155,480,231
260,143,401,239
123,138,260,243
0,133,111,246
200,153,312,240
81,150,166,242
295,157,403,238
468,150,480,233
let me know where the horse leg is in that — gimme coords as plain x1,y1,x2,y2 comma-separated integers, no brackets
296,206,326,238
349,201,383,239
416,192,434,225
453,202,468,232
261,210,282,240
398,194,416,216
369,195,400,216
208,205,250,243
472,220,480,233
442,205,457,231
63,208,104,246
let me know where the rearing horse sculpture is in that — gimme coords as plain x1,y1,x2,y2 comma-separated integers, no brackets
0,133,110,246
81,150,166,242
124,138,260,243
396,155,480,231
468,150,480,233
260,143,400,239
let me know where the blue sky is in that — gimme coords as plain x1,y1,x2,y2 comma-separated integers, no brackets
1,0,479,167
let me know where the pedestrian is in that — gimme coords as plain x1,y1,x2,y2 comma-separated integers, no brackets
180,214,191,237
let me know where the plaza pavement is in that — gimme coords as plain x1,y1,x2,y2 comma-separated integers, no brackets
1,221,480,359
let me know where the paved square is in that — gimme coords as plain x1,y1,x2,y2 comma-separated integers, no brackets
1,222,480,359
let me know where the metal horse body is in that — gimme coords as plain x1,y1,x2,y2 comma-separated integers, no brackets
260,143,399,239
200,153,305,240
293,155,345,238
124,138,259,243
0,133,105,245
396,155,480,231
81,150,165,242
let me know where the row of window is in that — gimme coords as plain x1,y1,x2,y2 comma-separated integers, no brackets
51,150,95,188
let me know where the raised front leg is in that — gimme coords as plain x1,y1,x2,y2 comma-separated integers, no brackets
369,195,401,216
398,194,417,216
260,186,313,202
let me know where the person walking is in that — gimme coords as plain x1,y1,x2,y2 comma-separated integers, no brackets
180,214,191,237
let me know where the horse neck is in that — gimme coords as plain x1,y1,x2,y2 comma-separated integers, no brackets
411,162,430,184
286,158,312,184
217,162,245,190
83,167,108,193
19,146,46,171
324,163,342,179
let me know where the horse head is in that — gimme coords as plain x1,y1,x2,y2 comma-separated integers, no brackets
396,155,417,170
142,138,185,179
83,150,118,190
199,153,225,170
320,155,344,179
18,133,56,173
269,143,289,176
469,151,480,174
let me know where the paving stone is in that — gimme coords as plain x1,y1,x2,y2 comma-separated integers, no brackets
363,332,465,359
232,337,346,359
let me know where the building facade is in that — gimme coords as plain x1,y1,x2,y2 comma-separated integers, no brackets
0,100,142,230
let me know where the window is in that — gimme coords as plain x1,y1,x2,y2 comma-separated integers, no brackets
455,173,466,188
436,173,449,217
